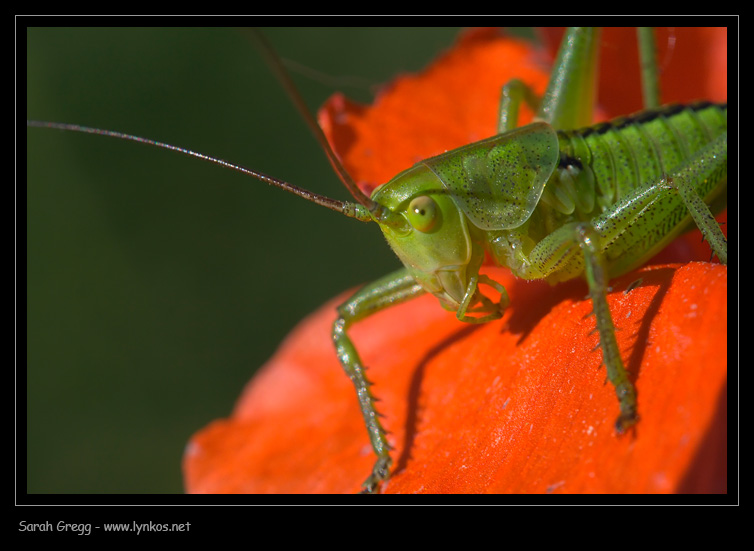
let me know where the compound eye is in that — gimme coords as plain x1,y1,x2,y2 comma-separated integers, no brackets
407,195,439,233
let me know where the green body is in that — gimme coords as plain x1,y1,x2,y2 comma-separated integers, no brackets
28,28,728,495
372,102,726,315
333,29,727,492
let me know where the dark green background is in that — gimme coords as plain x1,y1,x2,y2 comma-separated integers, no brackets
26,27,483,494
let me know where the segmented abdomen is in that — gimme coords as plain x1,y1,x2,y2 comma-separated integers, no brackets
558,102,727,212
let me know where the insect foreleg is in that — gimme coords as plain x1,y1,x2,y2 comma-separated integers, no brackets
456,245,510,323
498,27,600,133
498,79,541,133
500,27,663,135
332,268,426,493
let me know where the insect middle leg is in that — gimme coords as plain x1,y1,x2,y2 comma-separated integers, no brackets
332,268,426,493
507,136,727,431
506,220,638,431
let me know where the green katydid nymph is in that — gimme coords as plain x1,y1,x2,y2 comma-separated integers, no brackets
28,27,726,494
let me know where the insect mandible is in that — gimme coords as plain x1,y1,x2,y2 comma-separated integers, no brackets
27,27,727,494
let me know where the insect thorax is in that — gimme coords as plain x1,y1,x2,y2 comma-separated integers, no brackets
484,102,728,282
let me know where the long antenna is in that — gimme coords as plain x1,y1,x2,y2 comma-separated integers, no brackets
26,120,373,222
248,29,380,214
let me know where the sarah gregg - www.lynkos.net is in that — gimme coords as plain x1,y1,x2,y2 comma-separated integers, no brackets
19,520,191,535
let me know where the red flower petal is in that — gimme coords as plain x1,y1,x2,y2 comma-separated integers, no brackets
538,27,728,117
184,28,727,494
318,27,552,194
184,263,726,493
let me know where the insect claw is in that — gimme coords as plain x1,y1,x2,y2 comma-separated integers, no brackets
615,412,640,435
624,278,643,294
